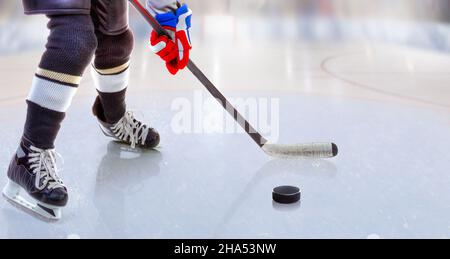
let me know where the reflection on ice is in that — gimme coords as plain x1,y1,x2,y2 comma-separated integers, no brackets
94,142,162,234
272,201,301,212
213,158,336,235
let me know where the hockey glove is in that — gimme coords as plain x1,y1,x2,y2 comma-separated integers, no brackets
149,4,192,75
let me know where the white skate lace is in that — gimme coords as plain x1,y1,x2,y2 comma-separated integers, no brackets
28,146,65,191
111,111,150,149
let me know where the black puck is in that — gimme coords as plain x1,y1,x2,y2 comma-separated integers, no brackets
273,186,301,204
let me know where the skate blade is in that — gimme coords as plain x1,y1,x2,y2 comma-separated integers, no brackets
2,183,61,222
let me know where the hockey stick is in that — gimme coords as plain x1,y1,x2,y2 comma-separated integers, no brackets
129,0,338,158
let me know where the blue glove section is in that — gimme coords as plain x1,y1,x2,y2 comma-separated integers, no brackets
176,4,192,43
155,11,177,29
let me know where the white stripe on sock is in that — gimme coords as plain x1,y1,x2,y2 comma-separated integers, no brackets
27,76,77,112
91,66,129,93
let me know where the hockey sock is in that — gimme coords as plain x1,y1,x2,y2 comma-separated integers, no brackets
91,65,129,124
23,15,97,149
92,29,134,124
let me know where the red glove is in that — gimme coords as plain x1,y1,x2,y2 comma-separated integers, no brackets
150,31,179,75
149,4,192,75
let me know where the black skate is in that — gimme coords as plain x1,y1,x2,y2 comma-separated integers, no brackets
93,98,160,149
2,138,68,221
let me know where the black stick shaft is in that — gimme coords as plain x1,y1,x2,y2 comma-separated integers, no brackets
129,0,267,147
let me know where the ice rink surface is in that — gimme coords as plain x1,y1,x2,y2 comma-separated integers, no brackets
0,0,449,238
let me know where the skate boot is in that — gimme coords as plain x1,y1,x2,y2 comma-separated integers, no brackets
2,138,68,221
93,97,160,149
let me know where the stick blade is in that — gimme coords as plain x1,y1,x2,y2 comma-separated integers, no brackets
262,143,338,159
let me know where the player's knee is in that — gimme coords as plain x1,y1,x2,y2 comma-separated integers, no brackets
94,29,134,69
76,29,98,60
44,15,97,73
69,30,97,67
115,29,135,58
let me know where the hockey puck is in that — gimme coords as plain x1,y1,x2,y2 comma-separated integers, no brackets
272,186,301,204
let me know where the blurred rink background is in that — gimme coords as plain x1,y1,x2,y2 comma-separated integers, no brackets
1,0,449,105
0,0,449,238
